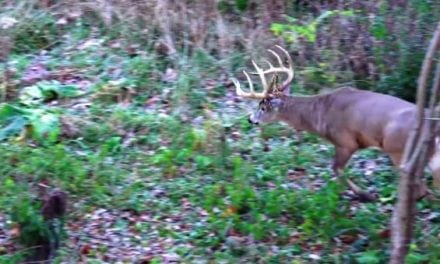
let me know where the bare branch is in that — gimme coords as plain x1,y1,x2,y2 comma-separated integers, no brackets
390,22,440,264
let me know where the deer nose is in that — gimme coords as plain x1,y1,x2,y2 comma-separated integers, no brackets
248,116,259,125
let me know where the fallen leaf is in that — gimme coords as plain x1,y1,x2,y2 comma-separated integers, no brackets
223,205,238,217
81,244,91,255
8,225,20,238
378,228,391,239
339,234,358,244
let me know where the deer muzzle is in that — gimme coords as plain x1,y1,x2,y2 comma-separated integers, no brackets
248,115,259,125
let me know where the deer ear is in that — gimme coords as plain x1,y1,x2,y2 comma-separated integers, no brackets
269,97,283,109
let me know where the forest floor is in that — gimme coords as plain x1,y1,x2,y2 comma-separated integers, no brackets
0,32,439,264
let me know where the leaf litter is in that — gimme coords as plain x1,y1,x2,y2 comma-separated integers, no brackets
0,43,438,263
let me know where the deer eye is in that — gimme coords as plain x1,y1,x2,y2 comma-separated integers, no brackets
261,105,266,111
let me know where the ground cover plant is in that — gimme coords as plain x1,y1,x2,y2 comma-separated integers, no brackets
0,0,439,263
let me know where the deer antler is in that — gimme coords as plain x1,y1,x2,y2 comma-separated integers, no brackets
232,45,295,99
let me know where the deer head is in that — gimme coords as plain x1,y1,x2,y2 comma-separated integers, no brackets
231,45,295,125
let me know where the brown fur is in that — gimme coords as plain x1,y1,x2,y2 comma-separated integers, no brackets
280,87,414,153
263,87,437,201
234,46,438,200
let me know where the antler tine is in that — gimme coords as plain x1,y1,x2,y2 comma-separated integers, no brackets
232,45,294,99
231,77,242,95
262,59,275,69
242,70,255,95
247,59,273,74
231,70,267,99
251,59,269,94
250,45,295,92
267,48,284,68
274,45,295,90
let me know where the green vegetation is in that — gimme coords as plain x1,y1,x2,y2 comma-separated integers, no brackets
0,0,439,263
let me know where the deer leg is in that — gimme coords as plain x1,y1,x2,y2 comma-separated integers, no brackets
389,153,428,200
333,147,377,202
429,150,440,189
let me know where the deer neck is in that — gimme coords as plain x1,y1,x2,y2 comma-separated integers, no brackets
278,95,325,134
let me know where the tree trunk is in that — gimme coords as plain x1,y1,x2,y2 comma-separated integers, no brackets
389,22,440,264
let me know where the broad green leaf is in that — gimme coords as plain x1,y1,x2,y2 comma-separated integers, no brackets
19,80,83,106
195,155,213,168
356,251,381,264
39,81,82,97
0,103,23,120
271,9,355,43
31,111,59,138
0,116,27,140
4,177,15,189
19,85,45,105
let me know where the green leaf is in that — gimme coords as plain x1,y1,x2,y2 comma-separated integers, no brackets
19,85,45,106
195,155,213,169
356,251,381,264
270,23,285,35
0,103,62,141
406,252,429,264
370,19,387,40
19,80,83,106
0,103,24,120
340,10,355,16
0,116,27,140
4,177,15,189
235,0,248,11
0,104,27,140
271,9,355,43
315,10,336,24
27,109,60,139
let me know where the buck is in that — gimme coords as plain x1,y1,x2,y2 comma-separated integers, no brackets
232,45,439,201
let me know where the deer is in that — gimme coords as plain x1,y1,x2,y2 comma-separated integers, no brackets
232,45,440,202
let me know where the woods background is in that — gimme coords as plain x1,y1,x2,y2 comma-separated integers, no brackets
0,0,439,263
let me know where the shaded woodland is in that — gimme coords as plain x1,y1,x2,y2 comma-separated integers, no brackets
0,0,439,263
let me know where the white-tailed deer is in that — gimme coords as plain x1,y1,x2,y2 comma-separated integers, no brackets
232,45,440,201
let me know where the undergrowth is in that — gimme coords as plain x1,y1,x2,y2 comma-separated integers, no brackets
0,0,439,263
